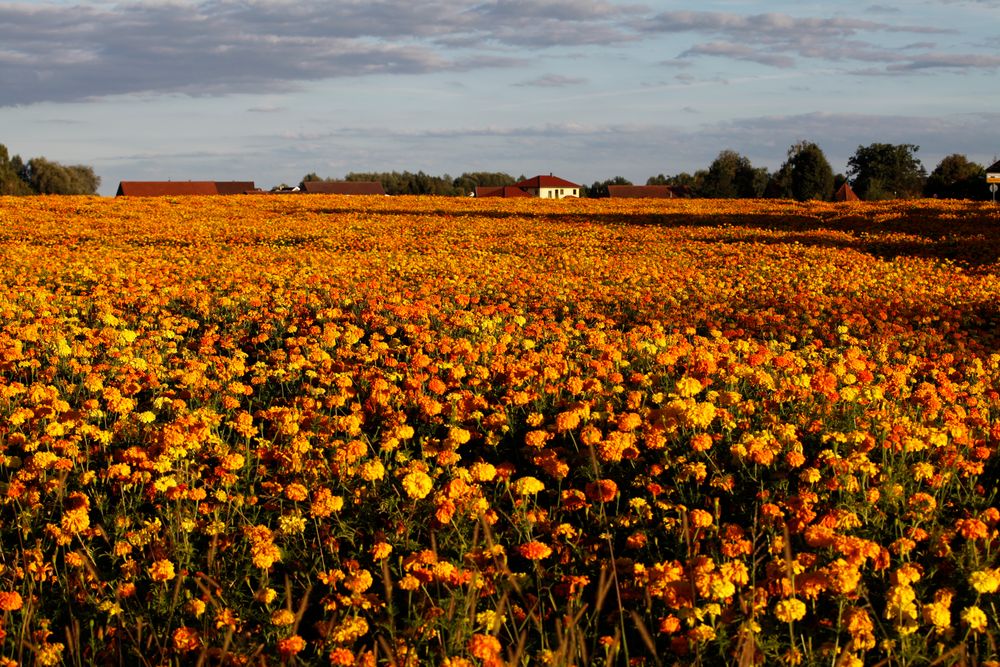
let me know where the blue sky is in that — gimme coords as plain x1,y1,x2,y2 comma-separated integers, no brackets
1,0,998,195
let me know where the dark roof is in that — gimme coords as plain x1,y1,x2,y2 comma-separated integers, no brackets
987,160,1000,173
607,185,675,199
300,181,386,195
116,181,255,196
834,182,860,202
514,174,580,189
475,186,533,198
215,181,257,195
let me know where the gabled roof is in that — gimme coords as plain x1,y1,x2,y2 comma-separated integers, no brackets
301,181,386,195
475,186,533,198
987,160,1000,173
116,181,255,196
608,185,675,199
834,182,860,202
514,174,580,189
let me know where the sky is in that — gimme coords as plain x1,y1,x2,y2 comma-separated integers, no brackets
1,0,998,196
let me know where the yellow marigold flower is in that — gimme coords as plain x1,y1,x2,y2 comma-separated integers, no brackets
359,459,385,481
271,609,296,626
774,598,807,623
970,569,1000,594
148,559,176,582
676,376,703,397
252,541,282,570
961,606,988,633
689,509,714,528
512,476,545,495
34,642,65,667
402,470,433,500
371,542,393,560
469,461,497,482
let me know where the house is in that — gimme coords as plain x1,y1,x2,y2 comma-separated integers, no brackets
608,185,675,199
513,174,581,199
834,182,860,202
474,186,533,198
987,160,1000,183
300,180,386,195
116,181,255,197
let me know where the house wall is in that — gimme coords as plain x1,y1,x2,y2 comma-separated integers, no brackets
538,187,578,199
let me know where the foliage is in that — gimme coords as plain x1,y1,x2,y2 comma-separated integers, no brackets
768,141,835,201
701,150,769,198
452,172,518,196
0,195,999,666
925,154,987,200
584,176,632,198
847,143,926,200
344,171,463,196
0,144,100,195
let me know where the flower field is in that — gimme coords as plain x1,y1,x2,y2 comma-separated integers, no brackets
1,194,999,666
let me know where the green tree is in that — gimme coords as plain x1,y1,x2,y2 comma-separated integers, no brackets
924,154,986,200
24,158,101,195
701,150,768,198
584,176,632,198
770,141,834,201
452,172,516,195
0,144,32,195
846,143,926,200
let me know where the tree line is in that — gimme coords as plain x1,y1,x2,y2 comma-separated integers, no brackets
302,143,992,201
1,144,101,195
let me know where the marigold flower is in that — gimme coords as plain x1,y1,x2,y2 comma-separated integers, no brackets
517,540,552,560
969,569,1000,594
149,559,176,583
584,479,618,503
0,591,23,612
467,633,501,660
774,598,807,623
512,476,544,495
172,627,201,653
402,470,433,500
961,606,988,633
278,634,306,657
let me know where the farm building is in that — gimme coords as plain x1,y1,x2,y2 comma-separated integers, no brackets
608,185,675,199
513,175,580,199
300,181,385,195
116,181,256,197
474,186,533,198
834,182,860,202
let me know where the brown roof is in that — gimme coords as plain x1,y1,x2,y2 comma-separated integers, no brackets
300,181,386,195
514,174,580,189
116,181,255,196
215,181,257,195
475,186,533,198
607,185,675,199
834,182,860,202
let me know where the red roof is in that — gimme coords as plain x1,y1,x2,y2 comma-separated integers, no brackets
116,181,255,196
301,181,386,195
608,185,675,199
475,186,533,198
834,182,860,202
514,174,580,189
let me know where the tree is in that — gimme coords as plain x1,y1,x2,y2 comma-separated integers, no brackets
701,150,768,198
0,144,32,195
584,176,632,198
23,158,101,195
846,143,926,200
452,172,516,195
770,141,834,201
924,154,986,200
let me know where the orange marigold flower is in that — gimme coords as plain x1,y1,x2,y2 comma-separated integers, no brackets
517,540,552,561
467,633,501,660
585,479,618,503
689,509,714,529
0,591,24,612
278,634,306,657
690,433,713,452
172,627,201,653
311,488,345,518
284,482,308,502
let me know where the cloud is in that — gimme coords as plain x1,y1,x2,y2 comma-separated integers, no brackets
1,1,995,107
514,74,588,87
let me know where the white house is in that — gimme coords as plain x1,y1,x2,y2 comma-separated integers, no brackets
513,174,581,199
